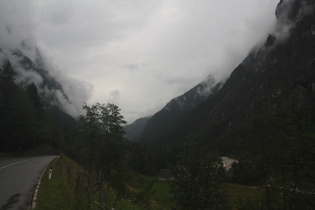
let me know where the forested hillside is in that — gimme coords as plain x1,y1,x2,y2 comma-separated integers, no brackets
1,0,315,209
135,0,315,154
0,61,71,154
122,0,315,208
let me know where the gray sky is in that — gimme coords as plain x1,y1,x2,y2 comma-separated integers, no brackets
0,0,279,123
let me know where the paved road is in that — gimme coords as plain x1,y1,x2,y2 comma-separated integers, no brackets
0,156,57,210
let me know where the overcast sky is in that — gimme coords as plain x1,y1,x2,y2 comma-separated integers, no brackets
0,0,279,123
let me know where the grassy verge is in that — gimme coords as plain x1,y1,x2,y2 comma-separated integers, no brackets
0,145,60,161
0,152,31,160
35,156,262,210
35,157,89,210
0,153,16,160
35,156,169,210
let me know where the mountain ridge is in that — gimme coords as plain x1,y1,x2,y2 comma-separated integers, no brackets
125,75,225,143
133,0,315,151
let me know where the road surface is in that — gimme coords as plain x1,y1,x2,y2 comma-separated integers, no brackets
0,156,57,210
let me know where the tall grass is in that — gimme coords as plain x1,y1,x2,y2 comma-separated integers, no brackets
36,157,89,210
35,157,263,210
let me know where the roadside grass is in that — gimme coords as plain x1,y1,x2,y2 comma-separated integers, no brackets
0,145,59,161
0,152,29,160
35,157,89,210
35,156,262,210
0,153,15,160
35,156,171,210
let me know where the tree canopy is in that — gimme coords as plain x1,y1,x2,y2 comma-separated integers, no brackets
170,146,229,210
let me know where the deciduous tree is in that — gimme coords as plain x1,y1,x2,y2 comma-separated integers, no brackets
78,103,126,171
170,146,229,210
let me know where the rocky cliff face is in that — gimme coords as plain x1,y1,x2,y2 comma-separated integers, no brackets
139,0,315,150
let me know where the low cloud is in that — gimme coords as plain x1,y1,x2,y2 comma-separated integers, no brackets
0,0,36,51
273,0,315,43
0,0,94,117
0,0,283,123
197,75,217,97
108,89,120,105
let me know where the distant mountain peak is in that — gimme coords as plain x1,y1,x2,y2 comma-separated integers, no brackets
125,74,225,143
163,75,219,113
134,0,315,151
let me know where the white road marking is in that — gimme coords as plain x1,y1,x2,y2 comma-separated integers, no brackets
0,158,36,170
